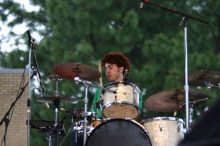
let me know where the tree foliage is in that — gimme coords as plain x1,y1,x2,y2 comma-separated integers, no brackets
1,0,220,145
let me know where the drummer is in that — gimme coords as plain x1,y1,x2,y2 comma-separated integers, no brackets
91,51,143,119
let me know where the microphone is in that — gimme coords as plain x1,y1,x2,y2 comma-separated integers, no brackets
26,29,35,49
26,30,31,42
123,69,129,85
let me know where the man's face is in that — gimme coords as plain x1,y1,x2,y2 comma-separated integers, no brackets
104,63,124,82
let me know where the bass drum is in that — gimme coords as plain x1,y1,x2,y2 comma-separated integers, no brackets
85,119,152,146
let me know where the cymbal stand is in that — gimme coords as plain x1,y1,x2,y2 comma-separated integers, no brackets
47,135,53,146
48,116,66,146
74,77,89,146
74,77,99,146
54,79,61,146
188,102,194,131
140,0,210,132
179,17,190,132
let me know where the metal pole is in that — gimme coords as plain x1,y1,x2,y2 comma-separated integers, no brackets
83,84,89,146
180,17,190,132
27,42,32,146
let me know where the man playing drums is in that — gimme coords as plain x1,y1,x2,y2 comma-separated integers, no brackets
91,51,143,119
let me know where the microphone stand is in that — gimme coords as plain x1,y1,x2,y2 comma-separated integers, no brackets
0,71,36,146
26,30,35,146
140,0,210,132
33,49,45,97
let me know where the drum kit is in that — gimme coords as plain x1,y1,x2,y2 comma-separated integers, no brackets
31,63,216,146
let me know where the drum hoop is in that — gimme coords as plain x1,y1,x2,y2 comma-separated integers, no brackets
104,82,141,93
141,117,185,124
86,118,153,145
103,102,140,111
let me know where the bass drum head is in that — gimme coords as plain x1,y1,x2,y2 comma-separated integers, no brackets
86,119,152,146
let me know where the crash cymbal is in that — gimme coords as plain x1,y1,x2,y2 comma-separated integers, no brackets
145,88,209,112
37,96,76,104
53,63,101,81
189,70,220,87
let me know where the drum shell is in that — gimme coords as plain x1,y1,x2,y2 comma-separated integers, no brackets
102,82,140,119
142,117,185,146
86,118,152,146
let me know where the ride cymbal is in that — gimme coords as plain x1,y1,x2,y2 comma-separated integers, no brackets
188,70,220,87
53,63,101,81
145,88,209,112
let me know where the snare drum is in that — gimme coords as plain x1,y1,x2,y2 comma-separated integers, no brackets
102,82,140,119
142,117,185,146
86,119,152,146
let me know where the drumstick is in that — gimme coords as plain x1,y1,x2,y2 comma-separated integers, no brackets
98,60,103,88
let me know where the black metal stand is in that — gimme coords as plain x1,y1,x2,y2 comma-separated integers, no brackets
0,71,36,146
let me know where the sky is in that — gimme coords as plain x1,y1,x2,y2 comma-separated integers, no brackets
0,0,41,53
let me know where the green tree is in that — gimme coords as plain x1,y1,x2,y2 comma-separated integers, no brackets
1,0,220,145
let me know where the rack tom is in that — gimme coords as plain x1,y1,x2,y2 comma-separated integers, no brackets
102,82,140,119
142,117,185,146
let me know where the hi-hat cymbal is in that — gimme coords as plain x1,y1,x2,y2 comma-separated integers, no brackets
37,96,76,104
189,70,220,86
145,88,209,112
53,63,101,81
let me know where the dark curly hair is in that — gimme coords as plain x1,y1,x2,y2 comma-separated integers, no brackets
101,51,130,74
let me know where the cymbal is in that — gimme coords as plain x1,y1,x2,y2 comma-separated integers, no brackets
145,88,209,112
61,108,84,118
53,63,101,81
37,96,76,104
30,120,55,129
189,70,220,86
62,108,95,119
30,120,65,135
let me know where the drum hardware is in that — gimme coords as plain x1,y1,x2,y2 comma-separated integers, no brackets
37,94,75,146
140,0,210,133
96,99,103,109
58,110,96,146
30,120,65,146
74,77,101,146
49,74,63,81
52,62,102,145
